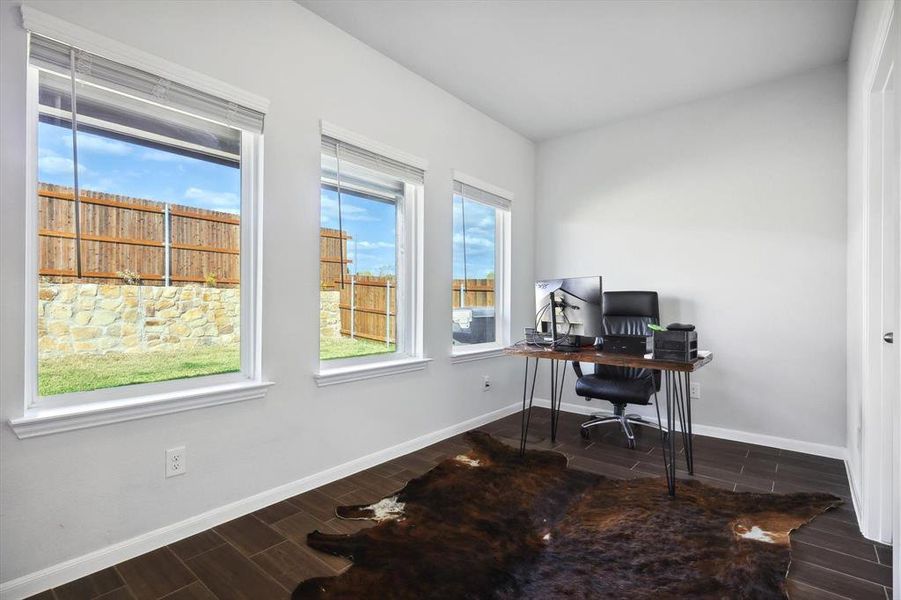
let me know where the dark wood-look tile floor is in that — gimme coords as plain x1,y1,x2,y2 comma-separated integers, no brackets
28,408,893,600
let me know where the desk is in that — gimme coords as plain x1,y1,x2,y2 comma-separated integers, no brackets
504,342,713,496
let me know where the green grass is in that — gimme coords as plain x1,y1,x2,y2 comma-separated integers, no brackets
39,336,395,395
320,335,396,361
38,345,240,396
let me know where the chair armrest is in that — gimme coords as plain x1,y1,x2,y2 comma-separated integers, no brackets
571,361,584,379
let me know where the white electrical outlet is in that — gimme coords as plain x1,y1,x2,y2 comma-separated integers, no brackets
690,382,701,399
482,376,492,392
166,446,186,478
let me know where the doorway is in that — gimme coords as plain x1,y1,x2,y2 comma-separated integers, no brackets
861,7,899,591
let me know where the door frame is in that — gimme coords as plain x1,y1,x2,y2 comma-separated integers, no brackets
859,1,899,553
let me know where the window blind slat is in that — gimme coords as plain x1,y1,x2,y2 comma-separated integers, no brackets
322,136,424,185
29,34,265,134
454,180,511,211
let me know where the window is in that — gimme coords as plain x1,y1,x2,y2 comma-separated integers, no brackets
318,127,425,371
26,32,266,410
452,177,511,355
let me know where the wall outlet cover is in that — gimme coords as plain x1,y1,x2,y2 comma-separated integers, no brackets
482,376,491,391
690,382,701,399
166,446,186,478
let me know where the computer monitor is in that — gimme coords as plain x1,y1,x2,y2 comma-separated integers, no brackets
535,276,603,349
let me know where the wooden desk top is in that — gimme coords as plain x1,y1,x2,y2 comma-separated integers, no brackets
504,341,713,373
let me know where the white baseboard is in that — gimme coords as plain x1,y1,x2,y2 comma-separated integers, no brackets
532,398,848,460
0,402,521,600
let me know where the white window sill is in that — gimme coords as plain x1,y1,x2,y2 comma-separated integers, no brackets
314,357,431,387
450,346,506,364
8,380,274,439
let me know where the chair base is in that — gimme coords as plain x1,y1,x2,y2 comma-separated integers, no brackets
580,404,665,449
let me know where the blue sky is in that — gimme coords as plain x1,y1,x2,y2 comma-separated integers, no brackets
37,121,241,213
320,187,397,276
452,196,496,279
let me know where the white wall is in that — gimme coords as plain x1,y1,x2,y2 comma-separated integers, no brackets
0,0,535,586
844,0,895,525
535,64,848,449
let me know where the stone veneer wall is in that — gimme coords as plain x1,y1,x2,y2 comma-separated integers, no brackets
38,283,239,358
320,290,341,339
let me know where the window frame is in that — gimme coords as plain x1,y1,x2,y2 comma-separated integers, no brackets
450,174,513,361
13,20,271,436
315,126,428,385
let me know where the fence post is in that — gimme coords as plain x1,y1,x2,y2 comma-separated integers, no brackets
350,275,356,339
386,279,391,347
163,203,171,286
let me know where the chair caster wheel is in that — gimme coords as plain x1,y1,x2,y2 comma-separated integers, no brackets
626,438,636,449
580,427,591,440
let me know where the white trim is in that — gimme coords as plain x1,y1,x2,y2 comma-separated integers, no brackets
21,52,268,416
0,401,520,600
533,399,848,460
450,346,506,364
314,357,432,387
857,0,897,546
320,120,428,170
845,460,864,537
8,381,274,439
19,6,269,114
24,66,39,409
452,169,514,202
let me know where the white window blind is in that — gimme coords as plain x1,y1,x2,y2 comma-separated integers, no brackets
454,180,511,210
28,34,265,134
322,136,425,185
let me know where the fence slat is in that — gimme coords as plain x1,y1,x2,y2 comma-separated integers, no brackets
38,183,240,287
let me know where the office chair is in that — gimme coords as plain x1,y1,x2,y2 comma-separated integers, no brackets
573,291,664,448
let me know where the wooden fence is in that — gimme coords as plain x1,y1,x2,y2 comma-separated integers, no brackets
337,275,397,343
324,275,495,344
320,228,352,288
38,184,240,287
452,278,495,309
39,184,356,291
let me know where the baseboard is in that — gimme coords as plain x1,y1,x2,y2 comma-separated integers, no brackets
0,402,522,600
532,398,848,460
844,459,865,538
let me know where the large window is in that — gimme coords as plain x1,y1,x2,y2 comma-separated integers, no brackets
318,130,424,367
27,33,265,407
452,178,511,354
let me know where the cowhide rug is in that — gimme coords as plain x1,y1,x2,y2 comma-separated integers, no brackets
294,431,841,599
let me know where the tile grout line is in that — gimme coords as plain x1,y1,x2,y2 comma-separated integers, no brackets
793,537,889,566
791,558,893,593
166,541,214,599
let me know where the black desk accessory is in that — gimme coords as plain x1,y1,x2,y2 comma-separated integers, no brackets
653,323,698,361
600,334,652,356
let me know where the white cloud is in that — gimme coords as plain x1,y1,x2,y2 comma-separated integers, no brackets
453,233,494,249
355,240,394,250
139,150,188,162
321,195,376,222
68,134,133,156
183,187,240,214
38,148,86,176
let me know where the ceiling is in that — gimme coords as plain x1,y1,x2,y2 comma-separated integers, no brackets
298,0,856,141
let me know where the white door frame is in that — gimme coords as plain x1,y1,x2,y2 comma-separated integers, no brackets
859,1,899,557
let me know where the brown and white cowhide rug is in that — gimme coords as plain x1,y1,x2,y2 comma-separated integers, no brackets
294,431,840,599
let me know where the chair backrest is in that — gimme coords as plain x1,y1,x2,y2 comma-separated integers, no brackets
596,291,660,389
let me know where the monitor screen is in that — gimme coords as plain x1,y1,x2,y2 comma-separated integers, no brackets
535,276,603,344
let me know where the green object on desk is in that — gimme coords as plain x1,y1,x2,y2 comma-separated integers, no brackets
648,324,668,332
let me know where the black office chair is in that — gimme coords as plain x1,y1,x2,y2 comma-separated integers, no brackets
573,291,664,448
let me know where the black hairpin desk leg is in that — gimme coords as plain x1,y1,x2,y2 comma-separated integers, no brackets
660,370,693,496
519,357,539,456
548,359,568,443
